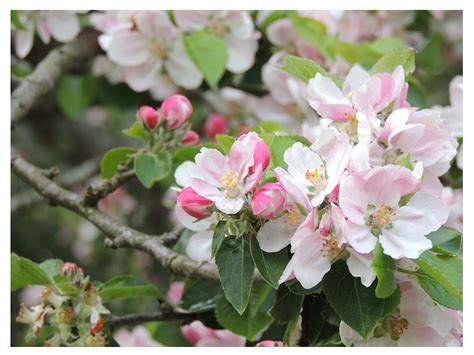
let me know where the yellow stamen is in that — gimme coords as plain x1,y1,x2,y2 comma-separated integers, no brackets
149,40,168,59
208,17,229,37
286,206,300,226
221,170,239,189
372,203,395,227
320,234,342,260
305,167,324,185
384,311,409,340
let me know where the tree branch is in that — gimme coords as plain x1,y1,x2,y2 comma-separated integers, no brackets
12,156,100,214
11,30,99,126
11,147,246,282
83,170,136,206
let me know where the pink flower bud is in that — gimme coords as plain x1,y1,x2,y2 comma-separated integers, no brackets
60,262,83,276
161,94,193,129
204,113,229,140
250,182,286,219
256,340,285,347
182,130,200,145
167,281,184,305
177,187,213,219
238,132,270,174
137,105,159,129
181,321,216,345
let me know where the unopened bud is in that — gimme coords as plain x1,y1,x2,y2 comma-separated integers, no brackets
161,95,193,129
182,130,200,145
137,105,159,129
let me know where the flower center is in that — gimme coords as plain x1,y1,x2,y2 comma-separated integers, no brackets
372,204,395,227
384,311,409,341
149,40,168,60
221,170,239,189
285,205,301,225
305,167,327,193
208,17,229,37
344,111,358,137
320,232,342,260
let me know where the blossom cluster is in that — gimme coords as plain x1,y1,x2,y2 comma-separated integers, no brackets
173,63,461,346
16,262,110,346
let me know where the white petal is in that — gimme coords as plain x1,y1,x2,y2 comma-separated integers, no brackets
124,60,163,92
346,248,376,287
345,221,377,254
174,206,215,232
175,161,198,187
14,19,35,58
165,41,203,89
256,216,296,252
215,196,244,214
224,35,258,73
107,32,149,66
45,11,80,42
293,234,331,289
186,230,213,262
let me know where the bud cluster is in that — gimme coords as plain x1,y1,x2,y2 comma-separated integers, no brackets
16,262,110,347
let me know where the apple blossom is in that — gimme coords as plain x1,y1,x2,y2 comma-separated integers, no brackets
339,165,449,259
14,11,83,58
181,321,246,347
98,11,202,93
161,94,193,129
275,137,351,209
307,65,405,122
238,131,270,174
182,130,201,145
204,113,230,139
174,11,260,73
177,186,213,219
137,105,159,129
250,182,287,219
167,281,185,305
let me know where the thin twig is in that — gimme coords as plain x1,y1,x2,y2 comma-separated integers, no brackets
12,156,100,214
107,310,196,329
83,170,136,206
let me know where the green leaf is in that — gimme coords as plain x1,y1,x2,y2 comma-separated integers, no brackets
259,10,296,31
249,121,288,134
56,74,96,119
250,235,288,289
285,279,322,295
367,37,404,54
215,237,255,315
334,41,381,67
269,136,298,169
417,273,462,310
11,254,52,291
371,48,416,75
212,220,227,258
11,10,26,30
381,286,401,318
215,284,273,340
101,147,136,178
372,242,397,298
183,30,228,89
414,252,462,304
122,121,147,140
215,135,236,155
99,275,163,301
270,285,304,322
301,295,339,346
426,226,462,255
148,321,191,346
134,151,172,188
291,15,334,59
323,261,387,340
52,274,78,296
179,278,222,313
39,259,63,279
282,55,328,82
